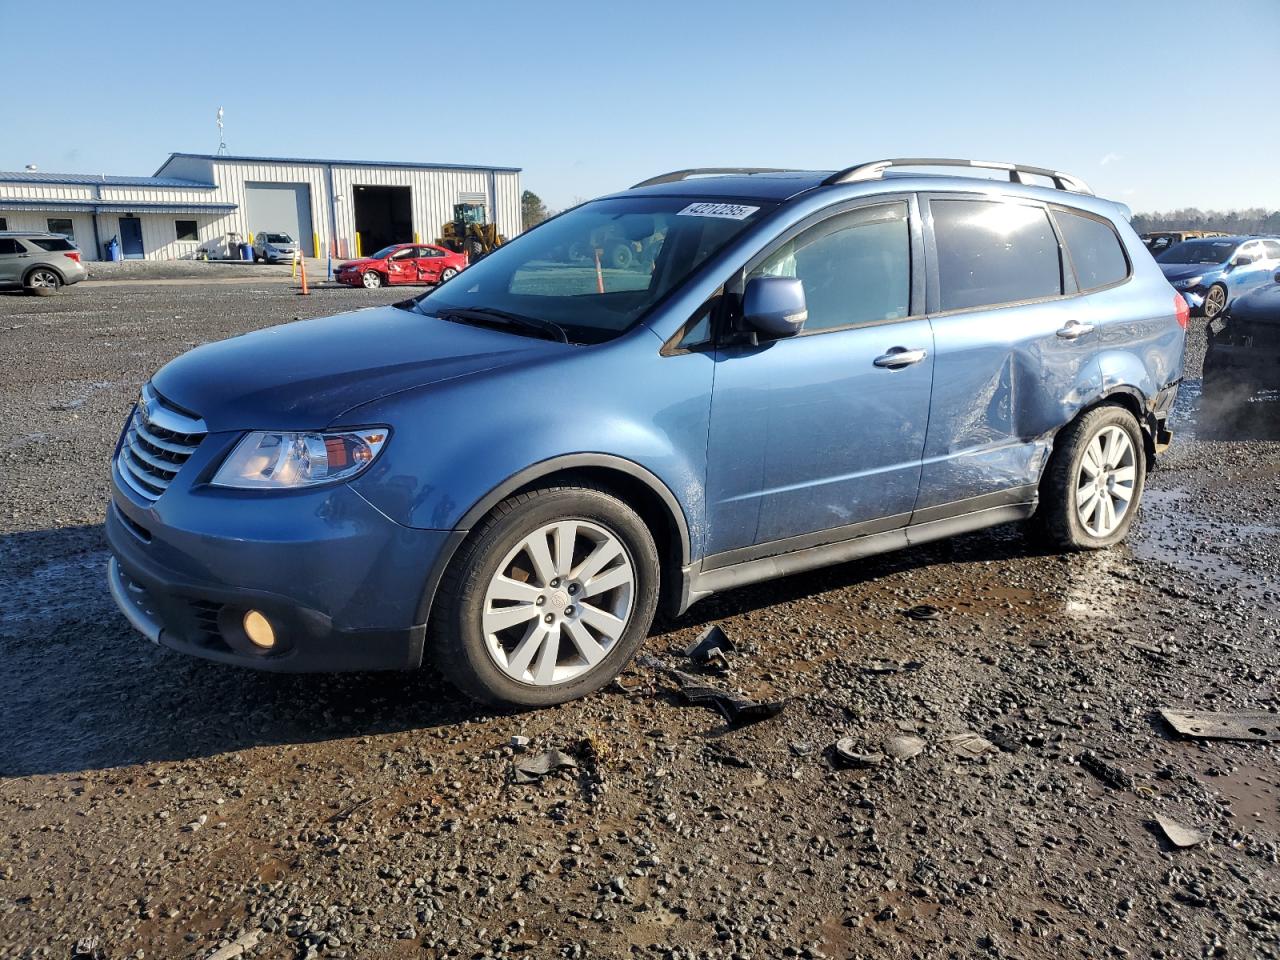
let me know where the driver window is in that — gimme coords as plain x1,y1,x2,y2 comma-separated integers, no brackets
390,248,414,260
749,202,910,332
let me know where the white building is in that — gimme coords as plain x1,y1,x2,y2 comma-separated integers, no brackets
0,152,522,262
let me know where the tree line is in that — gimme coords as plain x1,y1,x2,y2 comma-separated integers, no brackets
1130,207,1280,235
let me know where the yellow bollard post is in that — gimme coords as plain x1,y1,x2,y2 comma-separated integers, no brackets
355,232,362,258
413,231,420,244
312,233,320,259
291,248,298,279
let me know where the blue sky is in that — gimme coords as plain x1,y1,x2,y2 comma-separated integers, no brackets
3,0,1277,212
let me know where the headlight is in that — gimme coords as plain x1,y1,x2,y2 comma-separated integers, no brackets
1175,276,1203,288
211,428,388,489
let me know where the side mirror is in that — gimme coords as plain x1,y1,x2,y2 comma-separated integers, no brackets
1273,268,1280,284
742,276,807,339
1231,253,1257,268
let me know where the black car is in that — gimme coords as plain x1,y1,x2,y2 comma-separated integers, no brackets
1204,269,1280,394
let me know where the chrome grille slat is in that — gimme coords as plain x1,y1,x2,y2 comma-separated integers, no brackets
115,385,206,503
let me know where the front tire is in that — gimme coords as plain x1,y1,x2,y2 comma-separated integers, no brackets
25,268,61,296
430,484,660,707
1036,405,1146,550
361,270,383,289
1202,283,1227,320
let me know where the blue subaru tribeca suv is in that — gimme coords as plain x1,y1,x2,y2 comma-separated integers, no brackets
107,158,1187,706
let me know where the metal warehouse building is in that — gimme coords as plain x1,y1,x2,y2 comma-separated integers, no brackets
0,152,521,262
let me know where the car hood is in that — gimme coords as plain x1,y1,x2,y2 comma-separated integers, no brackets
151,305,563,431
337,258,376,271
1159,263,1221,282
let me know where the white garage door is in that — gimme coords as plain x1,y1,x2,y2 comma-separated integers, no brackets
244,182,313,252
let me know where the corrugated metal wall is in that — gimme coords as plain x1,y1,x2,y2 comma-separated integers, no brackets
1,157,522,261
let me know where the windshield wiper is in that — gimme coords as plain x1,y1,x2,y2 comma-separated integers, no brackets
437,306,570,344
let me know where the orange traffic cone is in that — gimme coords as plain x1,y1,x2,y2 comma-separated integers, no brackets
297,254,310,295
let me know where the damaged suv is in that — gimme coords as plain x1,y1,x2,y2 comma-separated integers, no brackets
107,158,1187,707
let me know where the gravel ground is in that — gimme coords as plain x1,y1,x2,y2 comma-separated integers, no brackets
1,282,1278,960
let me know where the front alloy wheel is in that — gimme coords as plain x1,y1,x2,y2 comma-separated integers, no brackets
482,520,634,686
1203,284,1227,320
362,270,383,289
431,484,660,707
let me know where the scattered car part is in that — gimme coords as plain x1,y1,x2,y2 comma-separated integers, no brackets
668,670,785,728
1160,709,1280,742
1153,815,1205,849
512,748,578,784
883,735,926,761
832,738,883,768
943,732,997,760
684,623,736,664
905,604,941,621
1079,750,1137,791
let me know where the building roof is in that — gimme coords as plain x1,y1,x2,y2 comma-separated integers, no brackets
154,152,522,176
0,170,215,188
0,197,236,214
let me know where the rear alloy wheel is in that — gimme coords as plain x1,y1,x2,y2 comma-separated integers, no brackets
431,484,660,707
362,270,383,289
1035,405,1146,550
438,267,458,284
1203,283,1227,320
25,268,61,296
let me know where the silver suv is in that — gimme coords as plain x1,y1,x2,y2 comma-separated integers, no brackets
0,231,87,295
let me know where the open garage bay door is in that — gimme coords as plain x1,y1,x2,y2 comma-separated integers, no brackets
353,185,412,257
245,182,313,253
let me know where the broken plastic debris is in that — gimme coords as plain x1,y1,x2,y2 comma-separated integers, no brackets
684,624,736,672
862,658,924,675
883,735,925,761
1159,709,1279,742
71,938,107,960
510,735,530,752
1154,815,1205,849
832,737,883,768
512,748,578,784
207,929,263,960
942,732,996,760
904,604,942,621
668,669,786,728
1079,750,1136,792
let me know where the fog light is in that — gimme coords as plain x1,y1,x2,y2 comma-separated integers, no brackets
243,610,276,649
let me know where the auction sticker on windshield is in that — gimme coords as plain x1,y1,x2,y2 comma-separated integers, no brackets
677,202,760,220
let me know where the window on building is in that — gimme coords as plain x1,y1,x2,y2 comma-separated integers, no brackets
175,220,199,242
0,217,7,231
47,218,75,240
933,199,1063,312
1055,209,1129,291
749,202,912,332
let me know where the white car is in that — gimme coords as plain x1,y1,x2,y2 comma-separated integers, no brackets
253,232,298,263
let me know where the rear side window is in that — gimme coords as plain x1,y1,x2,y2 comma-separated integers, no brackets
29,237,76,252
750,201,911,332
1264,240,1280,259
932,199,1062,312
0,238,24,254
1055,210,1129,291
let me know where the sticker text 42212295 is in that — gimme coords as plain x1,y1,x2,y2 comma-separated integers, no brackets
676,202,761,221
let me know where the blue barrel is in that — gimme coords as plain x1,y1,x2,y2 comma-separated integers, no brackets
240,242,254,261
106,236,122,262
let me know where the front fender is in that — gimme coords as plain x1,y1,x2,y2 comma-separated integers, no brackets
345,333,714,556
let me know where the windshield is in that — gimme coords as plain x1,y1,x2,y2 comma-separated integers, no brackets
263,233,292,244
412,196,773,343
370,245,403,260
1157,240,1237,265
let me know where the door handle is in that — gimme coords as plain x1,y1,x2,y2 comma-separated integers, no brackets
1056,320,1095,340
873,347,927,368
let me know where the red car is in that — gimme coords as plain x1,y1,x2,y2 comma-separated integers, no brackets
335,243,467,289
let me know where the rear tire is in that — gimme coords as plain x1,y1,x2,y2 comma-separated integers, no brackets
430,484,660,707
24,268,61,296
438,267,458,284
1035,404,1146,550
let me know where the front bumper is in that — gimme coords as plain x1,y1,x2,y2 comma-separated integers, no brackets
106,463,453,672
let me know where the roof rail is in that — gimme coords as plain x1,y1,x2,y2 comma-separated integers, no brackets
631,167,796,189
822,158,1094,195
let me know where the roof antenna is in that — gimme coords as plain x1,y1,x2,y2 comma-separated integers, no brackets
216,106,228,156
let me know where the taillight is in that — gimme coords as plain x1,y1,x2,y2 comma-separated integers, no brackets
1173,292,1189,330
63,251,81,263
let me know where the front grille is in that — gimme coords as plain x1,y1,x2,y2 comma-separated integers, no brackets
116,384,207,503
